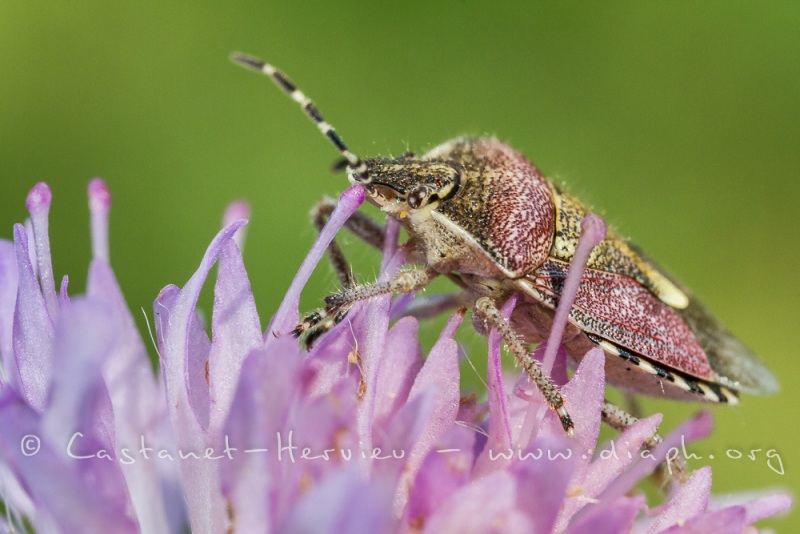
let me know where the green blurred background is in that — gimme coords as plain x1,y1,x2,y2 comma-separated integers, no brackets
1,1,797,528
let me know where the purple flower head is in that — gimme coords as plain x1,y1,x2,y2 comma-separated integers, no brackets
1,180,179,532
0,181,792,532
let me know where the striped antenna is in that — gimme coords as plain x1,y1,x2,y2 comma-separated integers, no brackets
232,53,368,178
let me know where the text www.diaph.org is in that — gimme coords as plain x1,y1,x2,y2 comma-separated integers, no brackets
18,431,785,476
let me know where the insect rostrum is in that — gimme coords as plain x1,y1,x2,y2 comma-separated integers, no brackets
233,52,777,436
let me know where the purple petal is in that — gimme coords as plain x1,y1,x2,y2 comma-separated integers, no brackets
272,370,364,524
374,388,437,487
155,283,212,430
372,316,423,429
270,184,365,335
422,471,531,534
303,307,363,396
352,212,417,464
657,506,745,534
222,200,251,252
221,344,305,532
565,495,645,534
389,292,414,318
352,216,406,465
473,294,518,476
87,260,175,533
153,284,179,353
40,299,144,528
404,424,477,529
514,346,605,465
25,183,59,319
12,225,53,411
0,461,36,526
583,414,662,500
391,312,463,511
404,312,463,442
743,492,793,523
207,239,263,434
601,410,713,502
540,347,605,452
88,178,111,263
513,434,579,534
531,342,568,386
157,220,246,533
0,391,137,533
58,275,69,306
352,291,392,461
536,348,606,529
22,221,35,278
0,239,19,386
645,466,711,533
710,491,793,524
279,468,395,534
41,298,116,450
86,181,157,415
509,375,548,451
87,259,165,417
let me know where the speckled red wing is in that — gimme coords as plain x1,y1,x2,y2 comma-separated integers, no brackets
532,258,712,374
527,258,778,398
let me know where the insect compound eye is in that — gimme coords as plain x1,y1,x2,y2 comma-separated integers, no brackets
406,186,430,210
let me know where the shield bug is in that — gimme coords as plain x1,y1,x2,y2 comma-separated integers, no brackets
232,52,778,435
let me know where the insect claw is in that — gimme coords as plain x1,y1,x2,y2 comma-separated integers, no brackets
304,328,323,350
557,406,575,435
292,311,321,339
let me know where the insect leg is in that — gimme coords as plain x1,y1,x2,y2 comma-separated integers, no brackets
311,196,386,288
601,400,689,484
395,292,469,320
474,296,574,435
600,401,659,446
295,268,436,348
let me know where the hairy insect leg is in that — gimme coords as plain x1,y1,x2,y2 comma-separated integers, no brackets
311,196,387,289
474,296,574,435
601,400,689,484
311,196,468,315
295,268,436,348
600,401,660,448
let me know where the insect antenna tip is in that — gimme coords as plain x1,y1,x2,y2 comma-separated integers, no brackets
230,52,265,71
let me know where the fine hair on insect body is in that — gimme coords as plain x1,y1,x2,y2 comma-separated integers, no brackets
231,52,778,442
